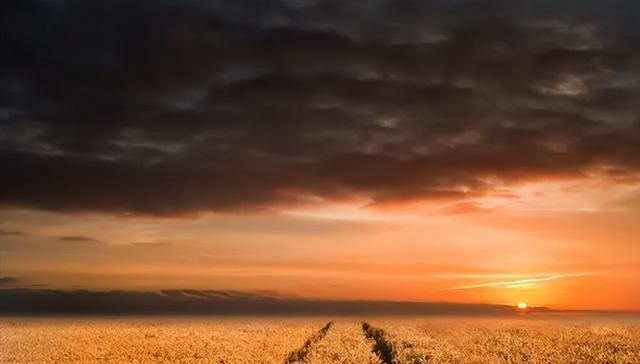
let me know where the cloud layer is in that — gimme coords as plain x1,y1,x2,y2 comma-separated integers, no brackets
1,0,640,215
0,288,543,315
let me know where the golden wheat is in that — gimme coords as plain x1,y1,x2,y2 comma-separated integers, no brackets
0,318,323,364
378,317,640,364
2,317,639,364
299,322,381,364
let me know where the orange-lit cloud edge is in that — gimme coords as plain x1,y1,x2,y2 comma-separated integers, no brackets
2,175,639,311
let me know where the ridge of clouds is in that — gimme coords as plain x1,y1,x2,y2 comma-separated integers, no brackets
1,0,639,215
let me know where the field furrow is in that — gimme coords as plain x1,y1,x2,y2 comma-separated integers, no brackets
299,322,382,364
362,322,399,364
285,321,334,363
2,317,640,364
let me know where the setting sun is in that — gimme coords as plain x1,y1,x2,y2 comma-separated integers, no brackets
517,303,528,309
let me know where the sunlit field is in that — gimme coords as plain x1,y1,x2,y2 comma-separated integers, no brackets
2,316,639,364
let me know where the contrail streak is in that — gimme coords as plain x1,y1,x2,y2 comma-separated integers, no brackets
447,273,592,290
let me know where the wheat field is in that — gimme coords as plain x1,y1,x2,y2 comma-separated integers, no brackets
1,316,639,364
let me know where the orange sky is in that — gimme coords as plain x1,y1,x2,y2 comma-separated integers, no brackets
2,177,639,311
2,0,640,312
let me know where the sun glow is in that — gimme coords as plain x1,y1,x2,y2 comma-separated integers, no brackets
517,302,528,309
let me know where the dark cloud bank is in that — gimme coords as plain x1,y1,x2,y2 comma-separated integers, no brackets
1,0,640,215
0,276,20,286
0,288,546,316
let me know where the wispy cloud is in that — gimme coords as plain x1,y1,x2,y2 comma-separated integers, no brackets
446,273,593,290
0,229,25,236
129,242,168,247
58,236,99,243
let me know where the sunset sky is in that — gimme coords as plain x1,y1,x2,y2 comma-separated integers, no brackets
1,0,639,311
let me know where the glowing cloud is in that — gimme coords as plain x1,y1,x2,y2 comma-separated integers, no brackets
447,273,593,290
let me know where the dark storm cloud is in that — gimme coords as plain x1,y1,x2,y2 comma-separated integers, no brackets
0,288,546,316
1,0,640,215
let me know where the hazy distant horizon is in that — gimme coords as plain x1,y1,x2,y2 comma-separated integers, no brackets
4,287,639,317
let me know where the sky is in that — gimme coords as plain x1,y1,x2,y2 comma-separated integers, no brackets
0,0,639,312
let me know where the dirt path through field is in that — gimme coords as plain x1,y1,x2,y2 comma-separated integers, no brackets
284,321,333,364
362,322,399,364
299,322,382,364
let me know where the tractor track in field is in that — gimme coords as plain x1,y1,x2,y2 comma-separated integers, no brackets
362,322,398,364
284,321,334,364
